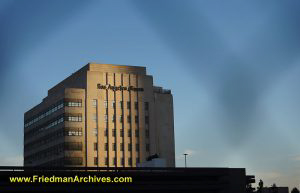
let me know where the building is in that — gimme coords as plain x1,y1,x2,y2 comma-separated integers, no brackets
24,63,175,167
260,187,289,193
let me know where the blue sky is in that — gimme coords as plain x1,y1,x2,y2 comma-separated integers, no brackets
1,0,300,189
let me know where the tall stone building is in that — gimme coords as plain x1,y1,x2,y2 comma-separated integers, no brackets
24,63,175,167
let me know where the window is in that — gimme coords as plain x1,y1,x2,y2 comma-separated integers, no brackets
64,142,82,151
120,101,123,109
94,143,98,151
112,129,116,137
105,143,108,151
127,115,131,123
65,128,82,136
127,101,131,109
145,116,149,124
120,129,124,137
66,115,82,122
111,101,116,108
145,102,149,111
135,130,139,137
93,128,98,136
104,115,108,122
146,144,150,152
128,158,132,166
135,116,139,123
104,129,108,136
112,115,116,122
136,144,139,151
113,143,116,151
128,143,132,151
104,100,108,108
136,157,140,164
105,157,108,165
145,129,149,138
92,114,97,121
134,102,138,110
121,157,124,165
120,115,123,123
128,129,132,137
120,143,124,151
92,99,97,107
94,157,98,165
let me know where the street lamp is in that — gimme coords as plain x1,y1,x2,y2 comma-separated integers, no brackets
183,153,188,168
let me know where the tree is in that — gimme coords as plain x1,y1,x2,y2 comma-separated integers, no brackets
257,179,264,193
291,187,300,193
271,183,278,193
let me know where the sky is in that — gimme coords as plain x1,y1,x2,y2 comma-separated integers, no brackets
0,0,300,189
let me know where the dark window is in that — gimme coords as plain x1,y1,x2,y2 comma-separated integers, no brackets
128,129,132,137
64,142,82,151
105,157,108,165
145,129,149,138
128,158,132,166
121,158,124,165
146,144,150,152
144,102,149,111
127,101,131,109
134,102,138,110
136,157,140,164
112,101,116,108
145,116,149,124
135,116,139,123
128,143,132,151
112,115,116,122
113,143,116,151
112,129,116,137
120,115,123,123
127,115,131,123
120,129,124,137
94,157,98,165
105,143,108,151
136,144,139,151
94,143,98,151
135,129,139,137
120,101,123,109
113,157,116,165
104,129,108,136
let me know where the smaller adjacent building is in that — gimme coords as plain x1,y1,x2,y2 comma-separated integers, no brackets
261,187,289,193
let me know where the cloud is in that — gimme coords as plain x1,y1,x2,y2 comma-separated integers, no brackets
0,155,23,166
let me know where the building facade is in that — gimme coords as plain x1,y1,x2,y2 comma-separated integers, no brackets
24,63,175,167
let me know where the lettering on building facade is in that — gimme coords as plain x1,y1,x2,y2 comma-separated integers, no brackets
97,84,144,92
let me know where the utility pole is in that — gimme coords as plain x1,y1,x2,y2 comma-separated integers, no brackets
183,153,188,168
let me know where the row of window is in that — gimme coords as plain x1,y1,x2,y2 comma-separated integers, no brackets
25,114,82,138
92,100,149,111
100,115,149,124
25,128,82,150
25,143,64,163
94,157,139,166
25,141,83,163
25,99,82,128
39,157,83,166
94,142,150,152
95,128,149,138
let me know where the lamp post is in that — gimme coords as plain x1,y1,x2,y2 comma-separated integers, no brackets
183,153,188,168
